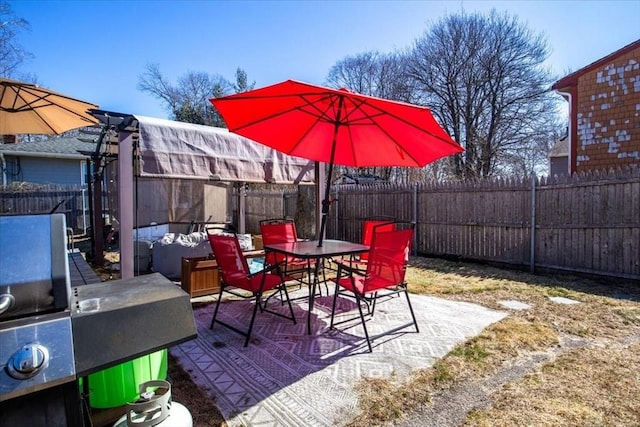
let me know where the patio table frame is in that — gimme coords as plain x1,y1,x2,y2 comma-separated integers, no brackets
264,239,369,334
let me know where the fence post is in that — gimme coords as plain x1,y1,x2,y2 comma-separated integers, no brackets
282,190,286,218
81,188,87,234
530,174,536,273
238,182,246,233
412,183,418,256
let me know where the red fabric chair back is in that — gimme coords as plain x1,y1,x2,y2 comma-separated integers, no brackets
207,233,251,290
260,220,298,265
363,226,413,293
261,221,298,243
360,220,396,261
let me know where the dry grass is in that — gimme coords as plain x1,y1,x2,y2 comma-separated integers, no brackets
88,241,639,427
347,257,640,426
465,344,640,426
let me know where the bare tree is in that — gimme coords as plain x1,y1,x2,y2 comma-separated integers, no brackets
407,10,560,179
498,113,565,178
138,64,179,111
327,50,416,102
326,51,424,184
138,64,253,126
0,0,32,77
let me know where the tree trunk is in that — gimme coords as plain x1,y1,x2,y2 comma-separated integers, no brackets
294,185,316,239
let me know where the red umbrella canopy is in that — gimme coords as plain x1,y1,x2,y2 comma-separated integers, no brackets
210,79,463,168
212,79,464,246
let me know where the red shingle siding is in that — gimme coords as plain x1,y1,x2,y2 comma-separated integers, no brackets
574,45,640,173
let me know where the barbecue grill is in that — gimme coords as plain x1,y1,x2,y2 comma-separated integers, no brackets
0,214,197,425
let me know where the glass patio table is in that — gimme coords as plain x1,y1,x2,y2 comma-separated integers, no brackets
263,239,369,334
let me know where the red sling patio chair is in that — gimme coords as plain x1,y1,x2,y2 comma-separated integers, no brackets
207,232,296,347
359,217,396,261
260,218,325,288
260,218,304,271
329,222,419,352
334,216,396,271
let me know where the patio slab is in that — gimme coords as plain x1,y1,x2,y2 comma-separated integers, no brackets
170,289,507,426
549,296,581,305
498,300,533,310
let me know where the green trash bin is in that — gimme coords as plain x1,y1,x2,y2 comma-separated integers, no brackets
85,348,168,409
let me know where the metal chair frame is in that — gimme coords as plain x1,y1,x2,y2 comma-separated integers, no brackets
329,222,419,352
208,232,296,347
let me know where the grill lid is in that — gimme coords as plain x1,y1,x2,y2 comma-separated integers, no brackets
0,214,70,321
71,273,197,376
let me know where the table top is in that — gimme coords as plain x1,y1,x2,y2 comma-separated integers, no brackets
264,239,369,259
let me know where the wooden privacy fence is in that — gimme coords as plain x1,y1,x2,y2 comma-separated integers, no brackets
8,173,636,280
0,184,90,232
325,169,640,280
239,188,298,233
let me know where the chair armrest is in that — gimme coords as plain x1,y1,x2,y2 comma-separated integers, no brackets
335,260,367,279
333,257,366,271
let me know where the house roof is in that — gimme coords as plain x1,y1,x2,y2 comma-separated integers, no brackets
548,137,569,158
0,137,97,160
336,173,385,184
552,38,640,91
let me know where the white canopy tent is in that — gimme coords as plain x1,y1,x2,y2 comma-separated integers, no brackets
135,115,315,184
92,112,323,279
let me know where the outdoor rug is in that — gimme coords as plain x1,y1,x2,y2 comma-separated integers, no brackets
170,288,507,426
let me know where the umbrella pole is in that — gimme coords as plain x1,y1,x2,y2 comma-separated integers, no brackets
318,160,334,247
318,96,344,247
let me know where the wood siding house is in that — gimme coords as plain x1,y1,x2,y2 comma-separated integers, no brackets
551,39,640,174
0,137,96,186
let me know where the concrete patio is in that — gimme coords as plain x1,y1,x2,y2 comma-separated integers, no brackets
170,287,506,426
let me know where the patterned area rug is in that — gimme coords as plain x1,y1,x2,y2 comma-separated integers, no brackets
171,288,506,426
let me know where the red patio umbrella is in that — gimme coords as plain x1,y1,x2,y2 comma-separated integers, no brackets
210,79,463,245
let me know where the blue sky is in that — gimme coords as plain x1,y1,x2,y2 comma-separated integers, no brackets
10,0,640,119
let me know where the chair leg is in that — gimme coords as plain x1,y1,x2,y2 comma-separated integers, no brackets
320,259,329,295
280,284,297,324
369,292,378,316
263,267,287,308
329,282,340,329
355,292,373,352
210,286,225,329
244,293,262,347
403,287,420,333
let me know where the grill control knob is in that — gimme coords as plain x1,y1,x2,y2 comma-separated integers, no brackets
7,343,49,380
0,294,15,315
